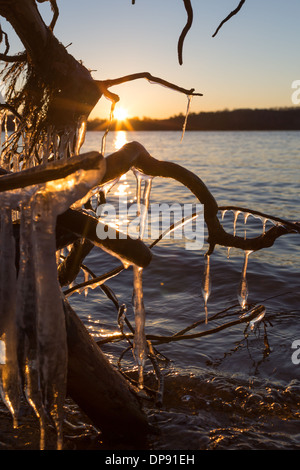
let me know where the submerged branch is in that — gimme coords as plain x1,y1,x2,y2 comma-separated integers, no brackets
97,304,265,346
101,142,298,253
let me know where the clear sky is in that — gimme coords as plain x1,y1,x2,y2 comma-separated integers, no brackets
5,0,300,119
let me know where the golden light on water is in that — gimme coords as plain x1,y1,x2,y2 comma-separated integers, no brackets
114,130,128,150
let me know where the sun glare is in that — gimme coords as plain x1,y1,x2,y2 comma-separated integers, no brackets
114,107,129,122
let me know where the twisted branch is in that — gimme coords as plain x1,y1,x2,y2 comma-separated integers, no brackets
97,72,203,106
100,141,298,254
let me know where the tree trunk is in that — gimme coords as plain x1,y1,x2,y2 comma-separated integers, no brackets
0,0,101,129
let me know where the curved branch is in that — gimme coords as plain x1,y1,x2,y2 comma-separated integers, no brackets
178,0,193,65
212,0,246,37
101,142,298,254
218,205,300,233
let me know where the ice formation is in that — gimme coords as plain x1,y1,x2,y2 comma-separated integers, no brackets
201,254,211,323
237,250,252,310
0,113,105,449
131,168,153,389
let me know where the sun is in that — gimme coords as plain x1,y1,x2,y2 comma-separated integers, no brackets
114,107,129,122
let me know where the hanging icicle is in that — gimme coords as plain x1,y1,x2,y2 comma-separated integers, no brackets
16,201,47,450
131,168,153,388
132,168,153,240
0,205,20,429
181,94,193,142
237,250,253,310
201,253,211,323
133,265,147,389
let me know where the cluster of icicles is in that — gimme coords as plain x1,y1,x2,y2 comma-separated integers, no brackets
0,112,97,450
0,111,87,172
201,208,276,329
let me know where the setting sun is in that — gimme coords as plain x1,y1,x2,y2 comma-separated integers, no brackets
114,107,129,122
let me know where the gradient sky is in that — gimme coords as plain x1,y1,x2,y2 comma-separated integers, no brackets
5,0,300,119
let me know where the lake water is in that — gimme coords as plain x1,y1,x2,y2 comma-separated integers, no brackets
2,130,298,450
63,130,300,450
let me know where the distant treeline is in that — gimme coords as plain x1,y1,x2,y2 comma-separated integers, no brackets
87,108,300,132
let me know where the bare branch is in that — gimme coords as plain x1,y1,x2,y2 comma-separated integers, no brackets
212,0,246,38
178,0,193,65
0,51,27,62
97,72,203,99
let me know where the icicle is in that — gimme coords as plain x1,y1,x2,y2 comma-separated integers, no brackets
181,94,193,142
16,202,47,450
99,177,120,201
244,212,250,224
237,250,252,310
133,265,147,389
140,178,152,239
101,100,116,155
244,212,250,239
221,209,227,221
75,117,87,155
32,191,68,450
133,168,153,240
83,270,89,298
0,206,20,429
262,217,268,234
201,254,211,323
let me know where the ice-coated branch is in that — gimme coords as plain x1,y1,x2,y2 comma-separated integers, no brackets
97,72,203,103
101,141,298,254
56,209,152,269
218,205,300,234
